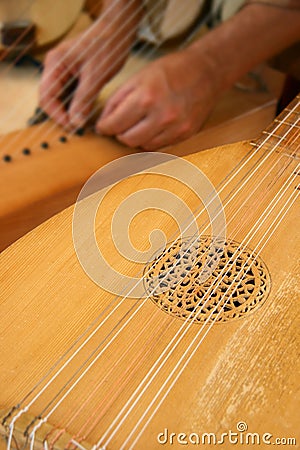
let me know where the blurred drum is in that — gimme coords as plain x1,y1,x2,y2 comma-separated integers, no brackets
0,0,84,56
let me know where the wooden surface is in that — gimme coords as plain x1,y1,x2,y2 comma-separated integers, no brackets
0,102,299,448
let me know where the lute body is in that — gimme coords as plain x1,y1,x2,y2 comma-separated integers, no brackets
0,97,299,450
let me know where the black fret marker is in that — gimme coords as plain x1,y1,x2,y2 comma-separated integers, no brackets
59,136,67,143
41,142,49,149
75,128,85,136
22,148,31,155
3,154,12,162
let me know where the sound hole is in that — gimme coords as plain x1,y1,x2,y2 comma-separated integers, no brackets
143,236,271,323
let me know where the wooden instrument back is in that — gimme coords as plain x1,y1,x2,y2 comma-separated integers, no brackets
0,97,299,449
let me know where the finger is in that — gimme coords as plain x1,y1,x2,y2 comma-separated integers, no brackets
40,67,69,127
68,65,102,128
100,83,135,120
96,90,148,136
116,117,165,148
46,99,69,128
142,123,193,150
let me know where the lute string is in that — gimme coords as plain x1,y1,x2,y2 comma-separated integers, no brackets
42,309,169,448
51,308,172,448
8,99,298,446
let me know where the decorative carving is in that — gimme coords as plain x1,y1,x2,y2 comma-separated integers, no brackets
144,236,271,323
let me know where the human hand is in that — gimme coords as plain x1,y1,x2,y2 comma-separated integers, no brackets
96,48,219,150
40,16,137,129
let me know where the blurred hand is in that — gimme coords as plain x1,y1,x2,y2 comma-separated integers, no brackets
97,49,219,150
40,20,136,129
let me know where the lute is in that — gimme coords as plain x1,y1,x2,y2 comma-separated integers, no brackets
0,95,299,449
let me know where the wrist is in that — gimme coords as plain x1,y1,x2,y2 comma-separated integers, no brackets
181,43,224,99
